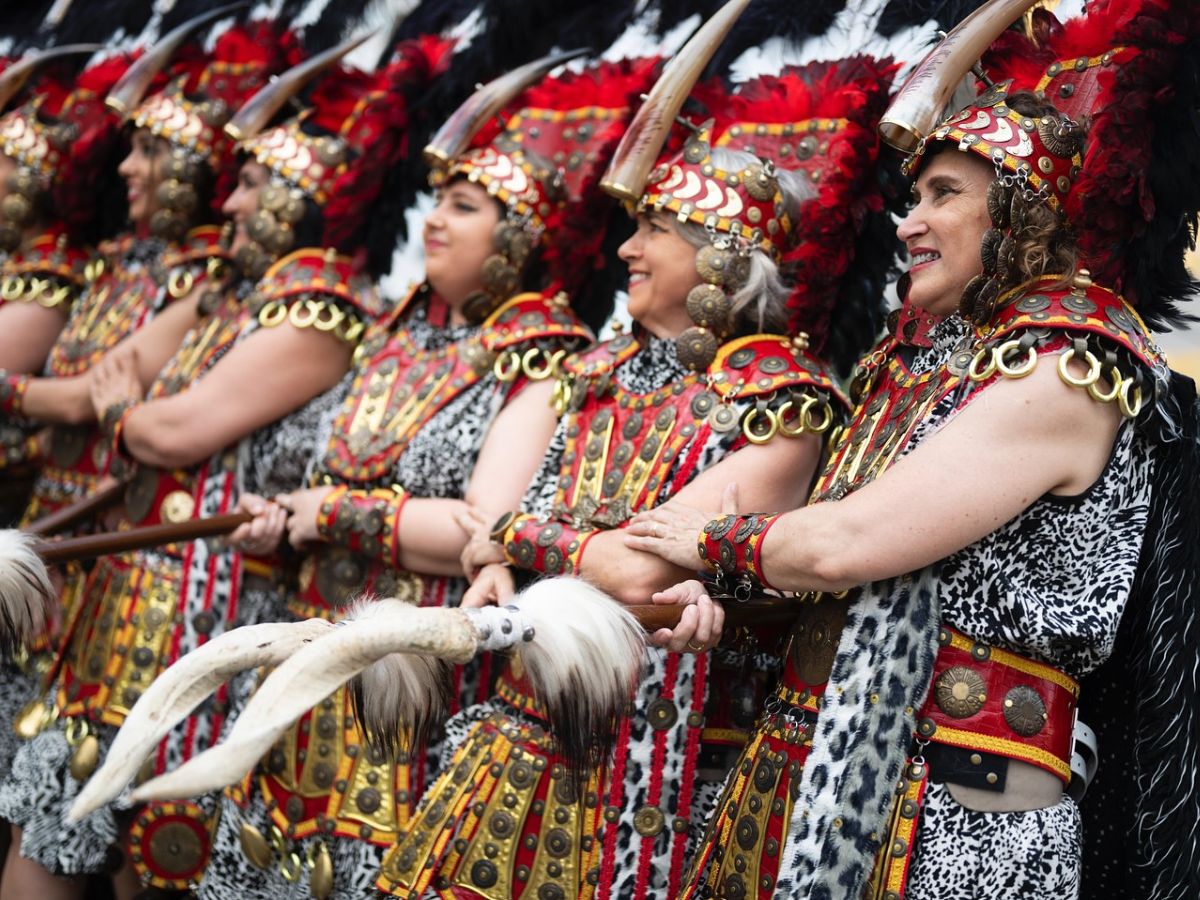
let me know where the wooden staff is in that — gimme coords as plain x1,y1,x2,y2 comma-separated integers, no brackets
31,512,252,565
629,595,795,630
24,479,129,537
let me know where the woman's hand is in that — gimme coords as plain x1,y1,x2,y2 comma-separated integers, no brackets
227,493,287,557
461,563,515,608
276,486,335,550
90,348,142,419
646,579,726,653
455,506,505,579
626,483,739,571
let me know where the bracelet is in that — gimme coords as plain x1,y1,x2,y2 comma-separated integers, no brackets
698,513,781,596
493,511,594,576
316,485,408,567
100,399,138,465
0,373,29,416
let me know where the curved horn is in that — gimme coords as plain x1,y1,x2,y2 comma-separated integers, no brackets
132,578,646,802
67,619,332,822
0,530,53,659
422,48,587,168
131,605,479,802
0,44,102,112
105,1,249,118
223,31,373,143
600,0,750,203
878,0,1042,152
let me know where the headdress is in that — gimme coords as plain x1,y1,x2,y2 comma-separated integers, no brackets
423,51,660,322
226,33,455,278
105,10,302,242
0,46,122,251
692,56,898,371
881,0,1200,329
602,0,895,372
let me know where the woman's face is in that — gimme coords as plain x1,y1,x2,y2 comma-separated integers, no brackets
117,129,167,226
618,211,703,338
221,161,269,255
422,179,502,307
896,150,994,316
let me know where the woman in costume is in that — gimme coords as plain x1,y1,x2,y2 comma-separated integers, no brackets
376,11,894,897
192,53,650,900
0,22,420,900
629,2,1200,899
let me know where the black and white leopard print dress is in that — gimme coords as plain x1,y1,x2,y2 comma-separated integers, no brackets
898,319,1152,899
198,308,509,900
777,315,1155,900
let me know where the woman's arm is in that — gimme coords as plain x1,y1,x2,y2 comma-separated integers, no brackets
399,379,561,574
629,357,1123,593
111,321,352,470
0,302,68,374
281,379,561,578
18,290,203,424
587,432,821,604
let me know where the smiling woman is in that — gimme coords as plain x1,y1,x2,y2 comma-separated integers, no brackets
628,2,1200,898
420,179,503,315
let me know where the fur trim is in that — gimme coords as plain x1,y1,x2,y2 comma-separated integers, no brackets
348,597,453,759
510,577,646,775
778,568,941,899
0,529,53,660
1078,372,1200,900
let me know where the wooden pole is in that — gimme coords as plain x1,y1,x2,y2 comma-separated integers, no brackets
24,479,129,536
31,511,252,565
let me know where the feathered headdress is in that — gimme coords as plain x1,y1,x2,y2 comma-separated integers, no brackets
106,11,303,236
427,54,660,320
0,53,134,243
230,33,454,271
888,0,1200,329
695,55,899,372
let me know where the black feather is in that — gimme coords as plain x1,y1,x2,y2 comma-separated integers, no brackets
1078,371,1200,900
703,0,842,80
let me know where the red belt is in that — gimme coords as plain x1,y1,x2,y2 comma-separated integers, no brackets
916,627,1078,784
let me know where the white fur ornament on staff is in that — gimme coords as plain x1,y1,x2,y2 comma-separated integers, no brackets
72,578,644,813
0,530,54,659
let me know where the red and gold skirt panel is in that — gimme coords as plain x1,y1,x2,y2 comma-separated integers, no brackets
377,673,606,900
679,672,821,900
225,683,416,850
53,550,184,727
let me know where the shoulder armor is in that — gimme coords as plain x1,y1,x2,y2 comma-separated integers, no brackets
966,275,1165,419
709,334,848,407
1,230,87,310
252,248,383,345
161,225,230,271
255,247,381,319
481,292,593,352
984,275,1162,370
561,332,640,379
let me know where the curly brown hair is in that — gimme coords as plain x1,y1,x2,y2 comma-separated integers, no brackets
992,91,1082,295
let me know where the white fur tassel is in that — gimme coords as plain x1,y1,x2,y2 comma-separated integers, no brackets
350,599,453,758
0,529,54,657
505,577,647,772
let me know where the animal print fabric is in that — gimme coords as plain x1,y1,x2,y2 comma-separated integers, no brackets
906,782,1082,899
199,307,507,900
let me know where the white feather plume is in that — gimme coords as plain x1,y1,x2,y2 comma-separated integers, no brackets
0,530,53,658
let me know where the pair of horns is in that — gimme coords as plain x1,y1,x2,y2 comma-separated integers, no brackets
70,578,645,821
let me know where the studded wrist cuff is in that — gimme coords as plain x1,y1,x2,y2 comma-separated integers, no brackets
494,511,594,576
316,486,408,567
698,512,781,595
0,373,28,416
